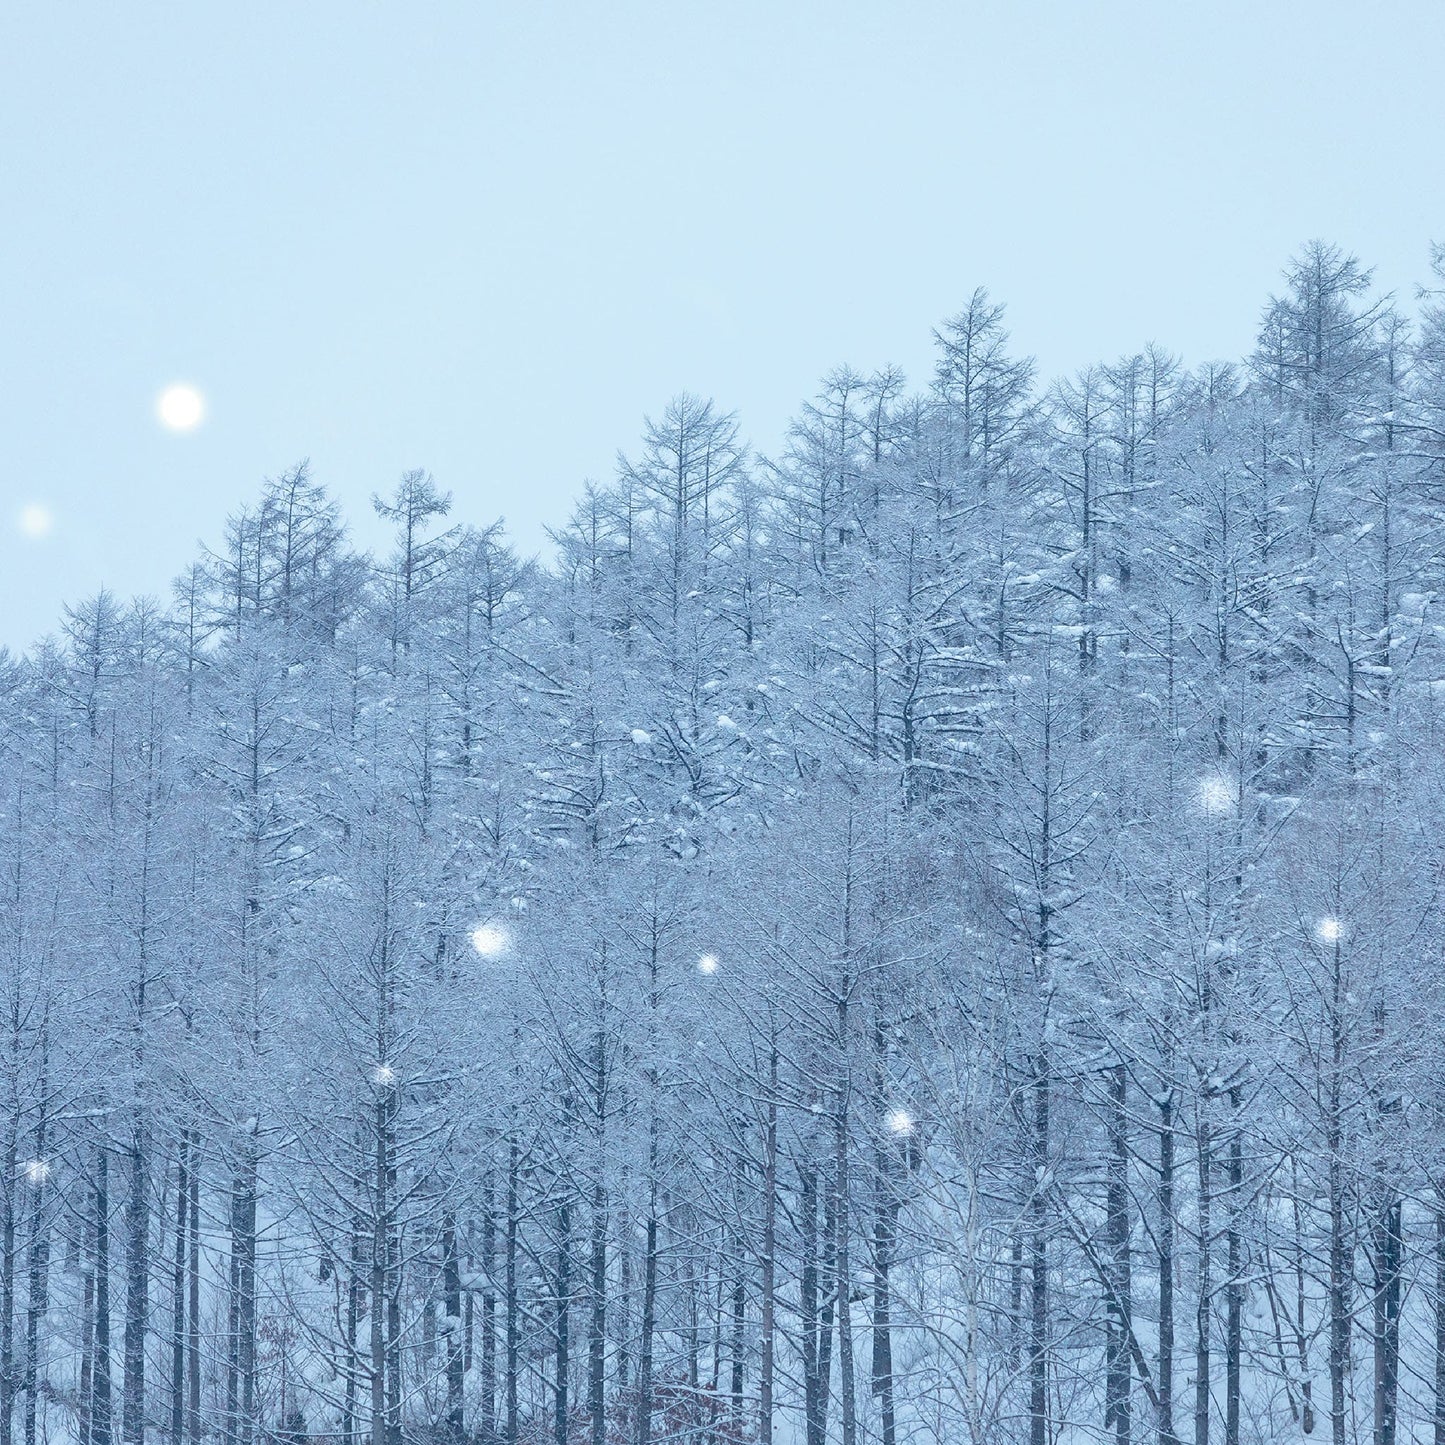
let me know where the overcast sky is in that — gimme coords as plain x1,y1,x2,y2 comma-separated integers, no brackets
3,0,1442,653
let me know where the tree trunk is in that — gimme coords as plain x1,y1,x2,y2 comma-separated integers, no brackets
759,1047,778,1445
1435,1196,1445,1445
123,1116,150,1445
93,1147,114,1445
835,1090,857,1445
554,1200,571,1445
2,1121,17,1445
1195,1116,1211,1445
21,1093,50,1445
1106,1063,1132,1445
506,1139,520,1445
1030,1054,1050,1445
637,1200,657,1445
1158,1088,1176,1445
588,1188,607,1445
1225,1099,1243,1445
800,1165,824,1445
1372,1189,1401,1445
443,1211,465,1441
370,1099,388,1445
230,1137,258,1445
482,1182,497,1440
344,1216,362,1445
80,1261,95,1445
187,1133,201,1445
170,1137,189,1445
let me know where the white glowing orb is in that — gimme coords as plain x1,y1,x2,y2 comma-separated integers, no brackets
886,1108,915,1136
698,953,720,976
1316,917,1344,944
470,923,509,959
19,1159,50,1185
372,1063,398,1086
17,504,53,539
157,383,205,431
1197,775,1234,816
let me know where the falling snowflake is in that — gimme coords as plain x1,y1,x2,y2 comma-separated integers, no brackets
470,922,509,959
886,1108,915,1136
698,953,720,976
1197,775,1234,816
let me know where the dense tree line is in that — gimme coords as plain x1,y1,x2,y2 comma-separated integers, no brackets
5,242,1445,1445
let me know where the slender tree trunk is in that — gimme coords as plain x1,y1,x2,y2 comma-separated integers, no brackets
482,1182,497,1441
506,1139,520,1445
233,1138,258,1445
818,1184,837,1445
1225,1098,1243,1445
759,1048,778,1445
93,1147,114,1445
1030,1054,1050,1445
554,1200,571,1445
589,1187,607,1445
871,1067,900,1445
1106,1063,1132,1445
1,1121,17,1445
1435,1194,1445,1445
801,1166,820,1445
730,1264,745,1420
1158,1089,1177,1445
187,1133,201,1445
21,1090,50,1445
370,1098,389,1445
834,1089,857,1445
443,1211,465,1441
1195,1116,1212,1445
123,1117,150,1445
385,1106,402,1445
80,1261,95,1445
637,1199,657,1445
1328,1013,1348,1445
344,1216,362,1445
1372,1189,1401,1445
170,1137,189,1445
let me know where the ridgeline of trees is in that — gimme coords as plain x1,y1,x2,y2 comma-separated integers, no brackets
7,242,1445,1445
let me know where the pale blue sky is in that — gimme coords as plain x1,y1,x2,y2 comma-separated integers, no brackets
3,0,1442,652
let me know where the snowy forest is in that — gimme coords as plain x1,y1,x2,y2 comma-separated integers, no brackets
6,241,1445,1445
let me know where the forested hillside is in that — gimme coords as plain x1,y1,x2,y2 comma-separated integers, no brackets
6,242,1445,1445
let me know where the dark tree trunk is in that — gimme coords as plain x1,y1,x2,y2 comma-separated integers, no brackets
588,1188,607,1445
1195,1117,1211,1445
1435,1197,1445,1445
123,1117,150,1445
21,1092,50,1445
170,1137,189,1445
1373,1190,1402,1445
229,1138,258,1445
506,1139,520,1445
759,1047,778,1445
1225,1099,1243,1445
93,1147,114,1445
187,1134,201,1445
1106,1063,1132,1445
554,1200,571,1445
443,1211,465,1441
1158,1089,1177,1445
482,1181,497,1440
2,1122,17,1445
1030,1056,1050,1445
637,1201,657,1445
